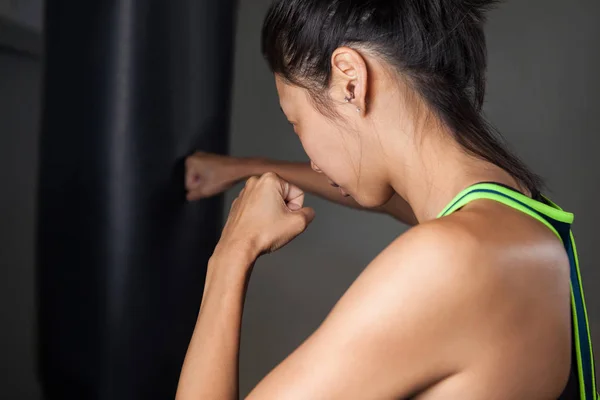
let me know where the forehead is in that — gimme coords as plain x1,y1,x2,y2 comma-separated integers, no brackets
275,75,290,102
275,75,303,107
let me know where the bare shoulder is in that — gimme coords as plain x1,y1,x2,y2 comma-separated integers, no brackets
248,207,572,399
371,202,571,293
341,210,572,397
336,217,498,343
329,216,492,336
358,215,489,299
248,219,498,399
366,205,572,334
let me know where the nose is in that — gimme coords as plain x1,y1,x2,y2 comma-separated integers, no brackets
310,161,322,173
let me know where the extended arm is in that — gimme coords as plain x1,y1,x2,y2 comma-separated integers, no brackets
185,153,418,226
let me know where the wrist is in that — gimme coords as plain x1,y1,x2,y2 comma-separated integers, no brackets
199,248,253,317
242,157,270,177
210,240,258,272
204,243,256,295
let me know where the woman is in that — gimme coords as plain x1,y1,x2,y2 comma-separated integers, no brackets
176,1,596,399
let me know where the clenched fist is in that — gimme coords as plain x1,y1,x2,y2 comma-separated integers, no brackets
216,172,316,258
185,152,241,201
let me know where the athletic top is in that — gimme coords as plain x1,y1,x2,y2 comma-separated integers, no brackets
437,182,597,400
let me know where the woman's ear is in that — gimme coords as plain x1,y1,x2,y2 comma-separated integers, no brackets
331,47,369,115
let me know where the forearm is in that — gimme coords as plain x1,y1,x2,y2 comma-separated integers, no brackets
234,158,417,225
176,249,254,400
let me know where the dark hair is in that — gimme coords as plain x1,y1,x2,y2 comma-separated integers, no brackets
261,0,543,196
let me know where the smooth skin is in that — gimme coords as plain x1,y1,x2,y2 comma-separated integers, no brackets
176,46,572,399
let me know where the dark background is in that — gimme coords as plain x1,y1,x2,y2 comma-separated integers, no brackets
1,0,598,398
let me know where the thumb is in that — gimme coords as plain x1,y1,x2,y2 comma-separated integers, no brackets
294,207,316,226
266,207,316,253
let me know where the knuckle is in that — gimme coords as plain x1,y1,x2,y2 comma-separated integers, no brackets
261,172,278,182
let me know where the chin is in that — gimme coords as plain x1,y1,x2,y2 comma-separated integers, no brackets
351,193,387,209
352,188,395,209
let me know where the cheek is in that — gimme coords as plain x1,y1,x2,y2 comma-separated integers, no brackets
297,130,325,164
298,122,350,183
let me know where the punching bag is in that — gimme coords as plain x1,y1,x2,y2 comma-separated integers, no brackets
36,1,238,399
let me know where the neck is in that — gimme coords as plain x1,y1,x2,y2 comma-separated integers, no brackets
384,126,522,223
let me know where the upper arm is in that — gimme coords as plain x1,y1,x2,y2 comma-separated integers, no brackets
246,223,483,399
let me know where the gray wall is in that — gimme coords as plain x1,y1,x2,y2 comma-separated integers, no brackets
0,52,42,400
229,0,600,396
0,4,43,400
0,0,43,31
0,1,598,399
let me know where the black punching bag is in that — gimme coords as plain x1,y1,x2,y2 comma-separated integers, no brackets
36,1,238,399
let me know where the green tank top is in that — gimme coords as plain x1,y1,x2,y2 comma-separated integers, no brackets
437,182,597,400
